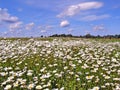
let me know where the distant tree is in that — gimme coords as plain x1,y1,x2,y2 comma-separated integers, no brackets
67,34,72,37
85,34,92,38
41,35,43,38
97,35,101,38
30,36,33,38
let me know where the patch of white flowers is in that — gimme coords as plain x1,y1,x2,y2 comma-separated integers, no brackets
0,38,120,90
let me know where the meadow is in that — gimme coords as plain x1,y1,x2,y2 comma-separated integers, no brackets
0,38,120,90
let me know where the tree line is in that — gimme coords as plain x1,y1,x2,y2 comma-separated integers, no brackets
48,34,120,38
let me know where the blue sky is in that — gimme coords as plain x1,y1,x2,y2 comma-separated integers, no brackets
0,0,120,37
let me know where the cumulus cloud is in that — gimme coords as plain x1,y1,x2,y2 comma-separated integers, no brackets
60,20,70,27
0,8,19,23
57,1,103,17
80,14,110,21
0,8,24,37
25,22,34,30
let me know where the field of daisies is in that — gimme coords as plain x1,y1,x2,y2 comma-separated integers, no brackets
0,38,120,90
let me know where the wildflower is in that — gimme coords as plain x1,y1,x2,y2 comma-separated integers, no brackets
13,82,19,87
64,66,68,70
0,72,8,76
92,86,100,90
86,75,94,80
36,85,42,90
27,84,35,89
105,76,110,79
4,85,12,90
27,72,33,76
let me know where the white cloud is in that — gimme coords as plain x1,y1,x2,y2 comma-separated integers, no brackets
0,8,19,23
40,30,46,33
37,25,53,34
60,20,70,27
57,1,103,17
80,14,110,21
68,28,73,32
25,22,34,30
0,8,23,37
9,21,23,30
45,25,54,29
3,16,19,23
93,24,105,31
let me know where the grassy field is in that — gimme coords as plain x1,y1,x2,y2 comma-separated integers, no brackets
0,38,120,90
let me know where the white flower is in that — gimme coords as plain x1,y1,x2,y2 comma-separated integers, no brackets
0,72,8,76
27,84,35,89
36,85,42,89
60,87,64,90
105,76,110,79
115,85,120,90
27,72,33,76
92,86,100,90
64,66,68,70
86,75,94,80
77,78,80,81
13,81,19,87
4,85,12,90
